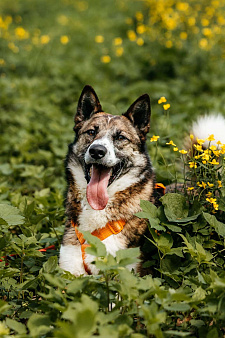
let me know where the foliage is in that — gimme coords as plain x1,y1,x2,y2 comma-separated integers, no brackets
0,0,225,336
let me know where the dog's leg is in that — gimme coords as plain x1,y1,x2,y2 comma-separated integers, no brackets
59,244,88,276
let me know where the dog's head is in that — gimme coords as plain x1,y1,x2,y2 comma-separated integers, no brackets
71,85,151,210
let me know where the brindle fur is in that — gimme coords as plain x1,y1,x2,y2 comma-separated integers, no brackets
60,85,160,276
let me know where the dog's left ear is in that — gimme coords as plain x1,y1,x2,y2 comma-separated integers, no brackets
74,85,103,130
123,94,151,142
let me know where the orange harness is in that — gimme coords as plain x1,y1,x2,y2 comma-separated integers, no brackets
71,182,165,274
71,219,126,274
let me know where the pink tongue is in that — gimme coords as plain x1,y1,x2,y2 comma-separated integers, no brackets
86,165,111,210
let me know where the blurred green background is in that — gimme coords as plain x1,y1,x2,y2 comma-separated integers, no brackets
0,0,225,195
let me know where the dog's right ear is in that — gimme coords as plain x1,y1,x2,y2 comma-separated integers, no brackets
74,85,102,130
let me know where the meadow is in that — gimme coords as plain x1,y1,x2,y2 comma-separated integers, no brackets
0,0,225,336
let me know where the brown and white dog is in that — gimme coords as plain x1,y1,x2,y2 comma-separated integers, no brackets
59,85,160,276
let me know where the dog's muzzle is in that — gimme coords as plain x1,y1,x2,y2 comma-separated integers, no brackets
89,144,107,160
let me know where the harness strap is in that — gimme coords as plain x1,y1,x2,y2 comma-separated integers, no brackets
72,219,125,274
155,182,166,195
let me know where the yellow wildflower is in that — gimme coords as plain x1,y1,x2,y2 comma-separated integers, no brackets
206,134,215,142
210,159,219,165
95,35,104,43
113,37,123,46
218,180,222,188
206,192,212,198
173,147,178,152
166,140,176,146
158,97,167,104
60,35,69,44
136,12,144,21
207,182,214,188
179,149,187,154
187,187,194,191
194,144,203,152
136,37,144,46
101,55,111,63
40,35,50,44
150,135,160,142
127,30,136,41
197,138,205,145
137,25,146,34
197,181,207,189
163,103,171,110
190,134,194,140
115,47,124,57
15,26,29,39
189,161,197,169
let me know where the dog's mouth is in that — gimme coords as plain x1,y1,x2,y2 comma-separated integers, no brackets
85,162,124,210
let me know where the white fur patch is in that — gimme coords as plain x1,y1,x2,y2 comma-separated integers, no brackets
192,114,225,146
59,244,87,276
85,135,119,167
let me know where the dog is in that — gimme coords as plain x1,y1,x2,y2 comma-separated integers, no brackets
59,85,162,276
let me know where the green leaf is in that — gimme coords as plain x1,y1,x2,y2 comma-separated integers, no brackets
81,231,107,257
0,203,24,226
136,200,164,231
203,212,225,237
5,318,26,334
27,313,52,336
160,193,188,221
164,330,191,337
164,302,190,312
116,247,140,266
42,256,58,273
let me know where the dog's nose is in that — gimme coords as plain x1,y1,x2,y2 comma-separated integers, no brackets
89,144,107,160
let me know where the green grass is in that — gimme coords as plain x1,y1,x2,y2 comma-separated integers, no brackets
0,0,225,336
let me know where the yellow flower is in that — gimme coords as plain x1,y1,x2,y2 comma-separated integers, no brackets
187,187,194,191
206,192,212,198
158,96,167,104
113,37,123,46
60,35,69,44
190,134,194,140
40,35,50,44
207,182,214,188
136,37,144,46
15,26,29,39
206,134,215,142
101,55,111,63
127,30,136,41
173,147,178,151
179,149,187,154
115,47,124,57
213,150,221,157
218,180,222,188
194,144,203,152
163,103,171,110
135,12,144,21
95,35,104,43
210,159,219,165
150,135,160,142
166,140,176,146
198,182,207,189
180,32,188,40
217,140,222,146
137,24,146,34
189,161,197,169
197,138,205,145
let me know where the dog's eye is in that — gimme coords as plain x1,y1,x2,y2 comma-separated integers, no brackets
117,134,126,141
86,129,96,137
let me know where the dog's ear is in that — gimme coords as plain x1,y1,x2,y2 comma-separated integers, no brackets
74,85,102,129
123,94,151,142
